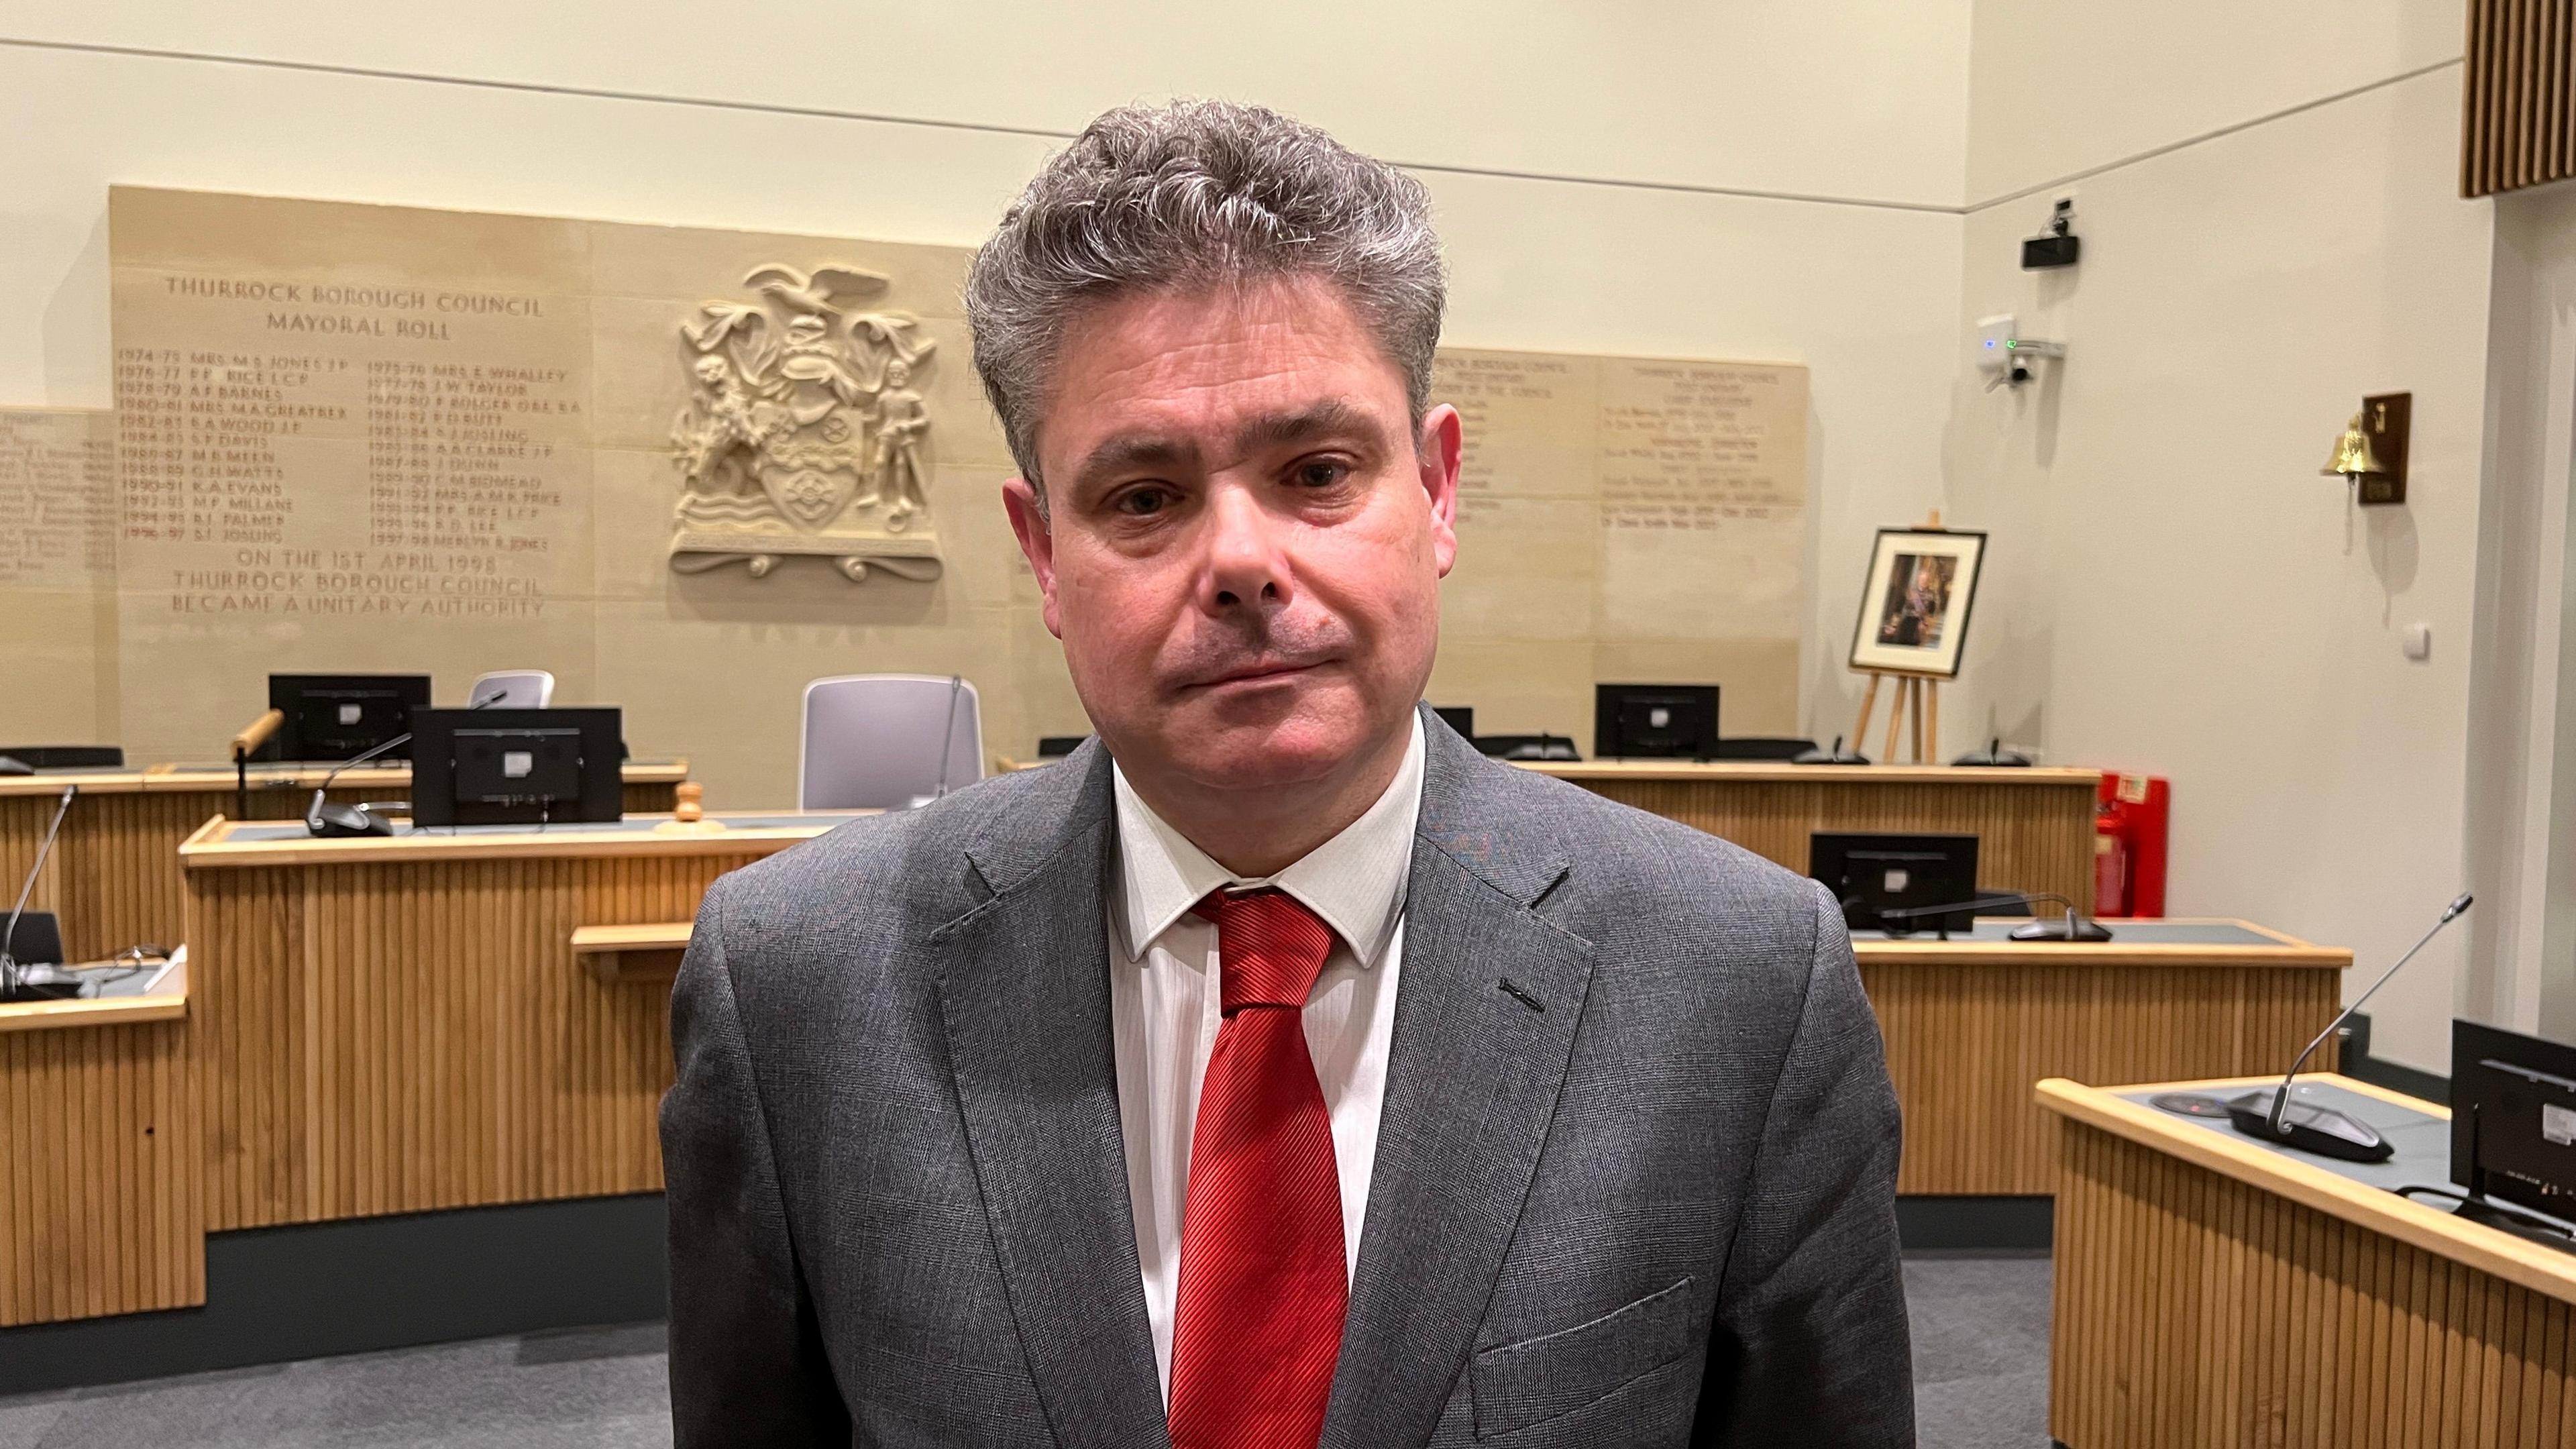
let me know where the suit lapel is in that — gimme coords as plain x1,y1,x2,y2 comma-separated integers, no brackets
1320,722,1596,1448
933,748,1167,1449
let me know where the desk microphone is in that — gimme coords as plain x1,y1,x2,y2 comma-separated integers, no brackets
2221,892,2473,1163
1,784,77,1000
1974,890,2112,941
304,688,508,838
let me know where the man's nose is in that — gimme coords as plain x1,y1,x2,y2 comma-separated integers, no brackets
1199,482,1294,613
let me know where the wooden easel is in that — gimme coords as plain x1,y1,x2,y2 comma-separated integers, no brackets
1850,509,1949,764
1851,669,1939,764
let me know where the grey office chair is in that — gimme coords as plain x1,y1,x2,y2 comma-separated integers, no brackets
799,674,985,810
468,669,554,708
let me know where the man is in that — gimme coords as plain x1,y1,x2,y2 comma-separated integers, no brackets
663,99,1913,1447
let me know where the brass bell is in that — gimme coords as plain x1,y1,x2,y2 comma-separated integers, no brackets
2320,413,2387,479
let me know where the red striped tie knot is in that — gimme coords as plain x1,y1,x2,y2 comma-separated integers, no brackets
1196,889,1336,1016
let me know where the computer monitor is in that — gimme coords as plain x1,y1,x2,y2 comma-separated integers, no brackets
1811,832,1980,935
1594,684,1719,761
0,910,64,967
267,674,431,762
2452,1021,2576,1228
1432,706,1475,739
408,707,623,827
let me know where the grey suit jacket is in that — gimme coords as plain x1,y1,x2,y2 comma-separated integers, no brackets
662,707,1914,1446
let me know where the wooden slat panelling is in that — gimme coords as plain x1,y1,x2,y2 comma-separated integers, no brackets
1868,961,2340,1195
0,1018,202,1326
0,779,680,965
189,850,753,1230
2465,0,2576,197
2051,1118,2576,1447
1562,773,2101,917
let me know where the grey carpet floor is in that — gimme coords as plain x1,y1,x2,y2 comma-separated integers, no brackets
0,1255,2049,1446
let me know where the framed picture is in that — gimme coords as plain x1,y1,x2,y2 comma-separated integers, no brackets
1847,527,1986,678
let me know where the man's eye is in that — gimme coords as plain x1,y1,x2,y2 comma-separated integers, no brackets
1293,460,1350,488
1114,486,1172,517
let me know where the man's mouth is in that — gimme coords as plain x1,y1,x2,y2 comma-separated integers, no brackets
1185,658,1328,690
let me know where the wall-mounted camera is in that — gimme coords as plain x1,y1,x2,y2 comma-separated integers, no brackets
2022,198,2080,270
1973,314,2065,391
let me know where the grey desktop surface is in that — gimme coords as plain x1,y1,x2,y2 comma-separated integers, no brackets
87,964,175,998
220,810,865,843
1850,919,2282,947
2117,1079,2576,1238
2122,1079,2451,1191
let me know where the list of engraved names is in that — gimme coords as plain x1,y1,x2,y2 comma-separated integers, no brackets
111,272,584,620
1430,350,1804,532
0,411,113,588
1599,364,1801,531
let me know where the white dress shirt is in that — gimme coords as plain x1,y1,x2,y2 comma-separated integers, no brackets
1107,713,1426,1400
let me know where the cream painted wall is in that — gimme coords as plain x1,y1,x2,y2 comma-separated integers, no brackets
3,2,1974,207
1965,0,2465,203
1947,33,2492,1071
0,9,1972,775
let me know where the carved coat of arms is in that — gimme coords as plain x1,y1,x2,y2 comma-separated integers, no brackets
667,264,941,582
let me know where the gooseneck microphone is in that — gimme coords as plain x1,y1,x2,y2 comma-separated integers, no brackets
304,688,508,838
2223,892,2474,1162
1,784,77,998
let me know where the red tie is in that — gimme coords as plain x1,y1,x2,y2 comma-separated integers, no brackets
1166,889,1347,1449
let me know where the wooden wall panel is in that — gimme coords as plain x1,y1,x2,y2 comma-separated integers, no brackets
189,851,753,1230
0,780,678,965
1869,963,2340,1195
2464,0,2576,197
0,1018,201,1326
1570,775,2100,916
2052,1118,2576,1447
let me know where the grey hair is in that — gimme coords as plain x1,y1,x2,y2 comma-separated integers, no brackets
964,99,1446,510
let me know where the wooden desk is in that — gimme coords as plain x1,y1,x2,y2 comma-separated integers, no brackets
2041,1073,2576,1447
178,811,843,1234
0,760,688,963
0,959,199,1328
1519,761,2104,914
537,908,2350,1201
1860,920,2347,1195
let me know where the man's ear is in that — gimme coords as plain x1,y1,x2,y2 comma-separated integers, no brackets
1002,476,1065,639
1417,403,1463,579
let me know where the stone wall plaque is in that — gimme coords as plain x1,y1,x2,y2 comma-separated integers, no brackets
101,187,1016,782
1429,346,1809,739
87,186,1811,786
0,407,120,744
0,408,115,590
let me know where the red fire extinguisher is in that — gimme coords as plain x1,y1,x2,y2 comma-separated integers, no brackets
2094,773,2169,918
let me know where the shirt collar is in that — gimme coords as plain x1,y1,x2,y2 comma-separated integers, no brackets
1111,712,1425,970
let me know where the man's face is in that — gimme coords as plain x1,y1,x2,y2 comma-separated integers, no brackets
1004,277,1460,796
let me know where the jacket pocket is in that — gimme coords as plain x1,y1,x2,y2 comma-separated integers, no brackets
1467,1275,1698,1440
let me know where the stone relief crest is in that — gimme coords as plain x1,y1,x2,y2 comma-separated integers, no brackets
667,264,941,582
